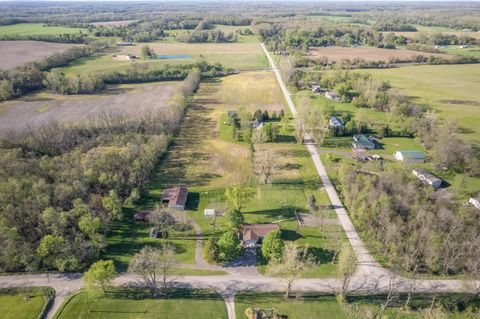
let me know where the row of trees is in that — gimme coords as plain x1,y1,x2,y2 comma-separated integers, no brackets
176,30,237,43
0,70,201,272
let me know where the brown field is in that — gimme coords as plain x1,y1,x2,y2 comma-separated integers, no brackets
90,20,135,27
309,46,456,62
0,41,76,70
0,82,177,134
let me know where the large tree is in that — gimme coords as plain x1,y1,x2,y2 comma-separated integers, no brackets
225,184,250,212
83,260,116,293
217,231,242,261
267,242,316,298
261,230,283,261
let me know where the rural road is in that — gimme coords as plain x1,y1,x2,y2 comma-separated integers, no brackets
0,44,477,319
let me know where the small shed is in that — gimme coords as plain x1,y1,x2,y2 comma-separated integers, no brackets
204,208,216,217
329,116,344,128
161,187,188,210
149,227,158,238
412,168,443,189
134,211,150,221
468,198,480,210
394,151,425,164
325,91,339,100
253,119,264,130
311,85,321,93
352,134,377,150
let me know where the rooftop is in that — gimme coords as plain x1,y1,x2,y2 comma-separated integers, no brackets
241,223,279,241
161,187,188,208
396,151,426,159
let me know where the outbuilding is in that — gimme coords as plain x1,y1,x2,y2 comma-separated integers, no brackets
329,116,344,128
394,151,426,164
325,91,339,100
469,197,480,210
412,168,443,189
161,187,188,210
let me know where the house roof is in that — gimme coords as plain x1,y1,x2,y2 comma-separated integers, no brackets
161,187,188,207
353,134,375,148
329,116,344,127
412,168,442,184
253,119,264,129
396,151,425,159
241,223,279,241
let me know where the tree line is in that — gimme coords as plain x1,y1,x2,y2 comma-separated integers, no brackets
0,70,201,272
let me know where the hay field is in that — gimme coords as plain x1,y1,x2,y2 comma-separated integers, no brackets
0,23,86,36
0,82,177,134
357,64,480,141
0,41,76,70
309,46,456,62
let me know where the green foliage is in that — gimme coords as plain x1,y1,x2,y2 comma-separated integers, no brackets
203,237,220,263
225,184,251,211
226,209,245,230
217,230,242,261
83,260,116,293
102,190,123,221
261,230,284,261
141,45,156,60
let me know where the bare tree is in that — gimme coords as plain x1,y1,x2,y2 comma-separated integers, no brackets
267,242,316,299
337,243,357,295
128,245,178,297
381,274,399,313
323,225,344,264
254,149,277,184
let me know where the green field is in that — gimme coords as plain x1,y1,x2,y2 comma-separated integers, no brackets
0,23,86,36
235,293,348,319
441,46,480,58
357,64,480,142
53,289,227,319
0,289,46,319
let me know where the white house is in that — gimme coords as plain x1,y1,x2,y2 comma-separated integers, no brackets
412,168,443,189
325,91,339,100
394,151,426,164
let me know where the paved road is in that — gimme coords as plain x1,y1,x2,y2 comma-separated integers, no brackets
0,45,478,319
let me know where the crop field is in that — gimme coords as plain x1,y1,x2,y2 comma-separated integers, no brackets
0,82,178,134
440,46,480,58
0,40,76,70
393,25,480,40
0,23,86,36
309,46,456,62
357,64,480,142
60,42,268,75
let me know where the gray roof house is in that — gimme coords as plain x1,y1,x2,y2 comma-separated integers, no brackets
329,116,344,128
352,134,377,150
412,168,443,189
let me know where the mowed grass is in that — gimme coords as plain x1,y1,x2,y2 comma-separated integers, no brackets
0,23,86,36
53,289,227,319
0,291,45,319
60,42,268,75
235,293,348,319
357,64,480,141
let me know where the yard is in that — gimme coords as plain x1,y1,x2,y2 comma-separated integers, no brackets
0,40,76,70
0,289,47,319
235,293,348,319
53,289,227,319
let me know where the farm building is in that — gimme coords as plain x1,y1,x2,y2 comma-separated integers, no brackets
412,168,443,189
468,197,480,210
352,134,377,150
329,116,344,128
239,223,279,248
134,211,150,221
325,91,340,100
253,119,264,130
394,151,425,164
161,187,188,210
204,208,216,217
311,85,322,93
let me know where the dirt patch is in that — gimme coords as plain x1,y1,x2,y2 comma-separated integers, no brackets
0,41,77,70
309,47,456,62
439,99,480,106
0,82,177,134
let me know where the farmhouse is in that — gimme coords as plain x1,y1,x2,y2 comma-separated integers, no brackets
325,91,340,100
394,151,425,164
412,168,443,189
329,116,344,128
468,197,480,210
352,134,377,150
161,187,188,210
239,223,279,248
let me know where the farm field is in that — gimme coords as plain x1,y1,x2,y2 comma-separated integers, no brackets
0,23,86,36
0,290,46,319
357,64,480,142
235,293,348,319
60,42,268,76
0,40,76,70
53,289,227,319
308,46,456,62
105,71,345,276
0,82,178,134
440,46,480,58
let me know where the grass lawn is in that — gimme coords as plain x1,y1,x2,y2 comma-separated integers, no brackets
0,23,86,36
0,290,46,319
53,289,227,319
235,293,348,319
441,45,480,58
357,64,480,142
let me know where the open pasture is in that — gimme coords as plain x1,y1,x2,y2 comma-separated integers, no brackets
0,82,177,134
357,64,480,141
0,289,46,319
0,23,86,36
0,40,76,70
309,46,456,62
